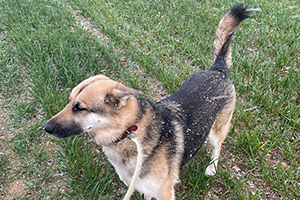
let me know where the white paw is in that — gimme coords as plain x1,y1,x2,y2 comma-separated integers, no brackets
205,164,217,176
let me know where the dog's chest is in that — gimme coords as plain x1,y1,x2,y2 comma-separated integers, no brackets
102,146,137,185
102,146,159,198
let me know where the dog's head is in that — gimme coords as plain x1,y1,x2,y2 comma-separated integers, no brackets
44,74,141,145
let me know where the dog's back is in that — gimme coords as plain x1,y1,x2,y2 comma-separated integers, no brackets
160,5,251,167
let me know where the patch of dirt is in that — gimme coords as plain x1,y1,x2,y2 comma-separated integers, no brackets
5,179,27,200
0,97,23,199
0,98,13,155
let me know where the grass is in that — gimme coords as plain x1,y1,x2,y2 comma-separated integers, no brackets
0,0,299,199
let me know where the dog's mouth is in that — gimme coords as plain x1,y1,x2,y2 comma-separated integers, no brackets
44,120,83,138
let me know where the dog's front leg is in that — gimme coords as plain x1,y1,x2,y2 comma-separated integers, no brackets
156,176,176,200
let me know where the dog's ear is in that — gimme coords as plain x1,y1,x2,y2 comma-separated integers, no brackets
104,84,142,109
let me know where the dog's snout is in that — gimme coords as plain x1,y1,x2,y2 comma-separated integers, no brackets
44,121,54,134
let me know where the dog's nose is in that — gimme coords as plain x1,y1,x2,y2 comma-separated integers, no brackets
44,121,54,134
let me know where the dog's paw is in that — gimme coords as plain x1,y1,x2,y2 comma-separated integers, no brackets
205,164,217,176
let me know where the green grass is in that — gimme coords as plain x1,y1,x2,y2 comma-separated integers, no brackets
0,0,299,199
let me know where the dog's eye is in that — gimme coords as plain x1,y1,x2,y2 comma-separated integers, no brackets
73,102,87,112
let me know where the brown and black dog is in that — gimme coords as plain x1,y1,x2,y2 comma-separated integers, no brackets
45,5,252,199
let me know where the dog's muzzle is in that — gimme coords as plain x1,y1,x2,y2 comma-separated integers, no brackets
44,119,83,138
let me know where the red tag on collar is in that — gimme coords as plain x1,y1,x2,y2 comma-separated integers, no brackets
114,125,138,143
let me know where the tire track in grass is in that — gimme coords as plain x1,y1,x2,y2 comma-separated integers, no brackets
64,3,168,102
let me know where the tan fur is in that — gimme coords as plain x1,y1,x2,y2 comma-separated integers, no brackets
68,74,109,100
157,174,177,200
214,12,244,68
205,86,236,176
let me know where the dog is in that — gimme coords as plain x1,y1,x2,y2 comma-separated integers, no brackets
44,5,251,199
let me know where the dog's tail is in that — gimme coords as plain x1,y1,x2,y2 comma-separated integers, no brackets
212,5,253,69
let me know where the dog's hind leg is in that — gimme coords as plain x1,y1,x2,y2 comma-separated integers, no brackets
205,90,236,176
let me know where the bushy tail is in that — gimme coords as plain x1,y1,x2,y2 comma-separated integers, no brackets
213,5,253,68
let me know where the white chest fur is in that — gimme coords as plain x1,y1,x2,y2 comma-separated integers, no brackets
102,146,136,185
102,146,159,199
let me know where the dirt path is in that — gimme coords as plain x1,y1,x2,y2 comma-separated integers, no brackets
0,95,27,199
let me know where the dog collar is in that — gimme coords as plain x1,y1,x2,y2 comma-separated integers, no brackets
114,125,138,143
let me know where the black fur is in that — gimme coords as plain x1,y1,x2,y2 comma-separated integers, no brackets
230,5,251,21
160,69,232,167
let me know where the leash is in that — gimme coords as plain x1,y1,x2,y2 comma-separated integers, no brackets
123,131,143,200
